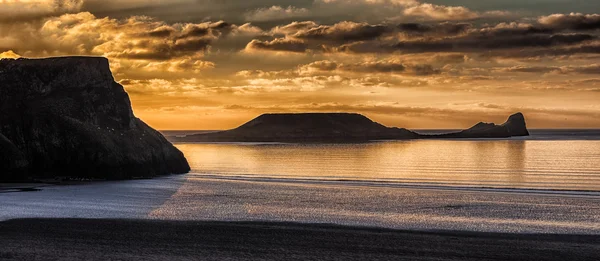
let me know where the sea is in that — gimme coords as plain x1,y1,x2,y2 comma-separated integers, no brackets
174,129,600,191
2,129,600,234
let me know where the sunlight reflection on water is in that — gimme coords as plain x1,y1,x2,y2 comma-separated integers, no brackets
176,140,600,191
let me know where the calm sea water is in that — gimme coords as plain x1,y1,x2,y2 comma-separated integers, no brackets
175,130,600,191
3,130,599,233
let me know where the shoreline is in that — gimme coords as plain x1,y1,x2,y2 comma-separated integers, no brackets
5,175,600,196
2,175,599,234
1,218,599,260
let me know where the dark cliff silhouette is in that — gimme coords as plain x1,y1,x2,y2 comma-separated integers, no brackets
172,112,529,143
427,112,529,138
0,57,190,182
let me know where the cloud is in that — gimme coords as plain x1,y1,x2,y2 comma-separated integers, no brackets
265,20,474,52
0,50,21,59
250,19,597,56
0,12,263,76
497,64,600,75
539,13,600,31
245,38,308,53
292,21,391,43
0,0,84,21
271,21,320,35
316,0,417,6
219,101,600,124
331,32,595,55
245,6,310,22
299,60,441,76
397,22,471,36
403,3,480,21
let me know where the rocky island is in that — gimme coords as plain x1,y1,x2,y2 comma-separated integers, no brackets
171,112,529,142
0,57,190,182
428,112,529,138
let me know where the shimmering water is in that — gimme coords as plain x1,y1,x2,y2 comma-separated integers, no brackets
3,131,600,233
178,139,600,191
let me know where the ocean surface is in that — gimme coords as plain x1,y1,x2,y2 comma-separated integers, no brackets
177,129,600,191
2,129,600,233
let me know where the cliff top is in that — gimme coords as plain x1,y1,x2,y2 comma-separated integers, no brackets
0,56,109,66
0,56,116,99
235,113,390,132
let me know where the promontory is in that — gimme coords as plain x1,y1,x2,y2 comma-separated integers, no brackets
0,57,190,182
170,112,529,142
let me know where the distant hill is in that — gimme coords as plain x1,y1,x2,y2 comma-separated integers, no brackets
173,113,419,142
170,112,529,143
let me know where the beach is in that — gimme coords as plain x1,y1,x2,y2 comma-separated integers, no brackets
2,175,600,233
2,218,599,261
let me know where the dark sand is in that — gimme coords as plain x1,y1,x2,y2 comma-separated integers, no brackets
1,219,599,260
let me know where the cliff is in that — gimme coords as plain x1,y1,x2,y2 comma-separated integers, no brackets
431,113,530,138
170,112,529,143
174,113,419,142
0,57,190,181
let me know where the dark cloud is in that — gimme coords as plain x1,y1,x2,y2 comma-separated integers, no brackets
539,13,600,31
272,21,319,35
496,66,560,73
334,32,595,54
53,0,84,11
146,26,176,38
119,21,241,60
398,22,471,36
301,60,441,76
0,0,84,22
246,38,308,53
480,24,555,36
220,102,600,124
292,22,392,43
497,64,600,75
252,19,597,55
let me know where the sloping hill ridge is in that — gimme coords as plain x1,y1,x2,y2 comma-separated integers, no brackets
173,112,529,142
176,113,419,142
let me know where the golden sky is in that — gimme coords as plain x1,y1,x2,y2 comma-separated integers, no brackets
2,0,600,130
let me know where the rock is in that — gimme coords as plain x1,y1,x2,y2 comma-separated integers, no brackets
502,112,529,136
0,57,190,181
0,133,28,181
433,112,530,138
170,112,530,142
173,113,419,142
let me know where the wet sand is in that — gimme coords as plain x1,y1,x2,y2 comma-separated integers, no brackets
2,176,600,233
1,218,599,261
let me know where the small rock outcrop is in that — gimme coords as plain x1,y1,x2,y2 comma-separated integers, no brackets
174,113,419,142
0,57,190,181
433,112,530,138
502,112,530,136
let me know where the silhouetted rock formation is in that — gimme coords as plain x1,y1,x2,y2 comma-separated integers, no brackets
171,112,529,143
174,113,419,142
0,57,190,181
430,113,530,138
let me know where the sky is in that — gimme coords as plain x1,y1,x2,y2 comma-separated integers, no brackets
1,0,600,130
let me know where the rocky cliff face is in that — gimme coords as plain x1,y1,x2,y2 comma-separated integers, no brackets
501,112,529,136
0,57,190,181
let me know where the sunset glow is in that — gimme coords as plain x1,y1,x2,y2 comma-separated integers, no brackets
2,0,600,129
